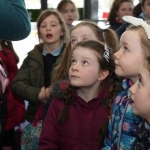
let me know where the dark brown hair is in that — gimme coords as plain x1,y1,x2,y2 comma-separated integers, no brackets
57,40,121,144
107,0,133,24
0,39,19,63
36,9,69,43
51,21,119,83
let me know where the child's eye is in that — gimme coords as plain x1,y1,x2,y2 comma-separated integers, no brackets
83,61,88,65
82,37,89,41
51,24,56,27
41,25,45,28
71,59,76,64
71,39,77,44
138,77,142,86
124,46,128,52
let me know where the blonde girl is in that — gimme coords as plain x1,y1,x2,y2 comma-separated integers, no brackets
12,9,69,125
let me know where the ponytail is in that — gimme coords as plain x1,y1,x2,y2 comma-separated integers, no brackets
57,84,74,124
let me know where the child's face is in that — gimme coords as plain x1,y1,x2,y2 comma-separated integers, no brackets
142,0,150,20
114,30,145,83
39,14,64,45
60,3,77,26
129,61,150,122
70,26,98,48
69,47,102,89
116,2,133,22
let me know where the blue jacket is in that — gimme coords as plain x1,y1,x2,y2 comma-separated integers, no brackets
0,0,31,41
101,79,142,150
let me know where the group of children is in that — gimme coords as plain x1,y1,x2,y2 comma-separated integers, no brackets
1,0,150,150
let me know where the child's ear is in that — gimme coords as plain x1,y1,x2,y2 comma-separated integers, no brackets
98,70,109,81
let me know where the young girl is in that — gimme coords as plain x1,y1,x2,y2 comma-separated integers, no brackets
129,56,150,150
39,40,120,150
0,40,25,150
57,0,79,30
116,0,150,38
140,0,150,20
42,21,119,121
11,10,69,124
101,16,150,149
107,0,133,31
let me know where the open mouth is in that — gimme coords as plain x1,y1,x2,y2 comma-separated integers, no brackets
46,33,52,38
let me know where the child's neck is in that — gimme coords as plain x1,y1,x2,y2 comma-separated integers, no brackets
44,42,61,53
129,76,138,84
77,87,100,103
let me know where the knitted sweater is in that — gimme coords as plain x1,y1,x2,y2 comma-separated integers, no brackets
0,0,31,41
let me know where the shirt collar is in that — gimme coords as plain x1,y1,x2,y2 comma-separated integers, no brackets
42,43,64,56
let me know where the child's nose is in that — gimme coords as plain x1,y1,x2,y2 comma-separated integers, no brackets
129,82,137,96
72,64,79,71
114,50,120,59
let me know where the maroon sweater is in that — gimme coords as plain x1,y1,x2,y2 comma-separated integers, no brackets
39,81,109,150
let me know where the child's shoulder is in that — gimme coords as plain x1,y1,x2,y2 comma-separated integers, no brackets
50,80,69,100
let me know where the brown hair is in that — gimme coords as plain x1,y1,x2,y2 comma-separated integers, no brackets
51,21,119,83
133,2,142,17
141,0,150,7
36,9,69,43
57,40,121,144
0,39,19,63
107,0,133,24
57,0,79,20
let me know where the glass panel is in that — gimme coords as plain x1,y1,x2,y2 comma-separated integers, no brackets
24,0,41,9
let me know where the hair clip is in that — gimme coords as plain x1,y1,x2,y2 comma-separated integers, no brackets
122,16,150,39
103,46,111,62
102,30,111,62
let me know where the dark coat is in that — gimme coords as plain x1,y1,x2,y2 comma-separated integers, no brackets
39,81,110,150
12,43,66,122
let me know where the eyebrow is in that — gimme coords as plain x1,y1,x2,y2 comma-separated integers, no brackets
122,41,131,48
72,55,92,61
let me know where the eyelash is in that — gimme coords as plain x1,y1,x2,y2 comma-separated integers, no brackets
124,46,128,51
138,77,142,86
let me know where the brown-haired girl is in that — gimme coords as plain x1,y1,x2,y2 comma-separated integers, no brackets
0,39,25,150
107,0,133,30
42,21,119,121
39,40,120,150
12,9,69,128
57,0,79,30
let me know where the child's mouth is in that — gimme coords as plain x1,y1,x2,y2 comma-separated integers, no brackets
46,33,52,38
